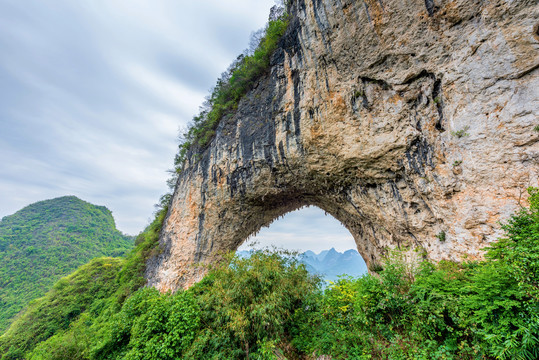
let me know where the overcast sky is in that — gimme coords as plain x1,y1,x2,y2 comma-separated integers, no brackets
0,0,357,253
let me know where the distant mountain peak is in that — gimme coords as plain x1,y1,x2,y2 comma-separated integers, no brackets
300,248,367,282
234,248,367,283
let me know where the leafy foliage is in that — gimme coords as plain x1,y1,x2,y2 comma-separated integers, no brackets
2,188,539,359
186,250,319,359
88,249,319,360
91,288,200,360
0,196,133,333
451,125,471,138
461,187,539,359
4,250,318,360
0,257,124,357
294,188,539,360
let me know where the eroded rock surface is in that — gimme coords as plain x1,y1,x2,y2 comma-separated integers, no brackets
146,0,539,291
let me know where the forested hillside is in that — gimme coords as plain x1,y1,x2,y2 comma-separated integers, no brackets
0,196,133,332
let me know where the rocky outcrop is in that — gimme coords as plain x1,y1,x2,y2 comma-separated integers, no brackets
146,0,539,291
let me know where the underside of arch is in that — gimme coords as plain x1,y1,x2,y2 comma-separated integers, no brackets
145,0,539,292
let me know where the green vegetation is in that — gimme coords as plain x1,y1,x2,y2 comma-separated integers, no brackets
436,230,447,242
0,248,318,360
534,125,539,132
0,196,133,332
0,257,124,358
0,201,168,359
174,5,289,172
451,125,470,138
90,288,199,360
2,188,538,359
89,250,318,360
294,188,539,360
185,250,318,359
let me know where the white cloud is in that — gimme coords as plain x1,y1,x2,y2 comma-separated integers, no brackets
0,0,276,235
0,0,357,253
123,63,205,116
239,207,358,253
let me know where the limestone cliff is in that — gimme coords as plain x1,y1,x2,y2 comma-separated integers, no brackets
146,0,539,291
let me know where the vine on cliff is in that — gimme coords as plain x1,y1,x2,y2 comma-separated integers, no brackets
173,4,289,173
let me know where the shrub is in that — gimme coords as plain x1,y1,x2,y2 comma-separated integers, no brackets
295,252,418,359
293,208,539,360
91,288,200,360
186,249,320,359
451,125,470,138
436,230,447,242
460,187,539,359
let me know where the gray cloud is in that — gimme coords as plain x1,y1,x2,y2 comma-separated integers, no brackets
0,0,274,233
0,0,357,252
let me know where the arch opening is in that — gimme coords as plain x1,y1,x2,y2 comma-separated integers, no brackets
146,180,398,292
237,206,368,282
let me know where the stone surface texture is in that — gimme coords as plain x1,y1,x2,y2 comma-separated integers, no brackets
146,0,539,291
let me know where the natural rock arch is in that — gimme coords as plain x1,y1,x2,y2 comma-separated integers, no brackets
146,0,539,292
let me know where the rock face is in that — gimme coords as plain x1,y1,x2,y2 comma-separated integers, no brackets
146,0,539,291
